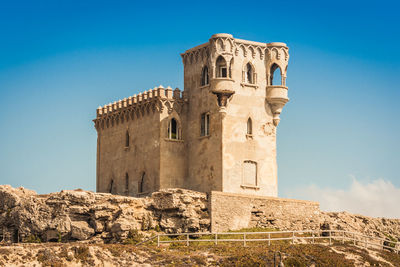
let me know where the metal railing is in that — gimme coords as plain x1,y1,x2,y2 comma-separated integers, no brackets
137,229,399,254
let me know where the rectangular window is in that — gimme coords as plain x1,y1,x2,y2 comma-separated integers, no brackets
220,67,227,78
201,113,210,136
243,161,257,186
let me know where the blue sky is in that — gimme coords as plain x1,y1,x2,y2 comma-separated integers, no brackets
0,0,399,215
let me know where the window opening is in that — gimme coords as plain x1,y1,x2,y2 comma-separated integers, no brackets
246,63,253,84
125,130,130,147
201,66,209,86
270,64,282,85
247,118,253,135
168,118,178,139
216,56,227,78
201,113,210,136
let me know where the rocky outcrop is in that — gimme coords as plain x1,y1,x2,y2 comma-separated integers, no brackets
320,211,400,240
0,185,209,243
0,185,399,244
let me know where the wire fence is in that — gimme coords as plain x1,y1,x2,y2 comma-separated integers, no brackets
137,229,399,254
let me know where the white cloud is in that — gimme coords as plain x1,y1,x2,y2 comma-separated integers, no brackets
286,177,400,219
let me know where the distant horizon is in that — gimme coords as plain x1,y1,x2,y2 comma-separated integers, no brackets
0,0,399,218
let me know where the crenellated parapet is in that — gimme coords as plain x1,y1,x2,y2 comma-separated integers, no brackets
93,86,184,131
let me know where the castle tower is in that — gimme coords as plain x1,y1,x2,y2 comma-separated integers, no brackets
94,33,289,197
181,33,289,196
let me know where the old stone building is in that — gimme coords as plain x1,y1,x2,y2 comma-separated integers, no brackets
94,33,290,197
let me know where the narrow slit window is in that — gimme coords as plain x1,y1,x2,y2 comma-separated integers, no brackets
247,118,253,135
201,113,210,136
125,131,130,147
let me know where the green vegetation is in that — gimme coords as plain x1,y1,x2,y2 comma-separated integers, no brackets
123,229,144,245
25,234,42,243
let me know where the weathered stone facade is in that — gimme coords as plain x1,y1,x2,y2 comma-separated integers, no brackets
94,33,290,197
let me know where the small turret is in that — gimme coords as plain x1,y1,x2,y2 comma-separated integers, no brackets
265,42,290,126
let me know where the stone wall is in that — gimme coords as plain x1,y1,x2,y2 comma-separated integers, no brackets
210,191,320,232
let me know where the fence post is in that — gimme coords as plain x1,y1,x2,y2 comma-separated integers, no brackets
243,233,246,247
312,231,315,244
292,231,295,244
353,233,356,246
186,234,189,246
215,233,217,245
365,236,367,248
268,233,271,246
157,235,160,247
329,230,332,245
342,231,344,244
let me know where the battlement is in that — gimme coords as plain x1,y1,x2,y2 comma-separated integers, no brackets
181,33,289,67
94,85,184,130
96,86,183,117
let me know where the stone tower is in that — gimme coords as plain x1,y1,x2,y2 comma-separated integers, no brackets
94,33,289,197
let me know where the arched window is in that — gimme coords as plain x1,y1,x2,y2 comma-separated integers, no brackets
125,130,130,147
138,172,145,193
216,56,227,78
247,118,253,135
125,173,129,194
246,63,254,84
270,64,282,85
201,66,209,86
168,118,179,139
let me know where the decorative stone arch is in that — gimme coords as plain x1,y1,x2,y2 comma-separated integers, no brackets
226,38,234,52
239,45,247,57
216,38,225,52
242,61,257,84
256,47,264,60
248,46,255,59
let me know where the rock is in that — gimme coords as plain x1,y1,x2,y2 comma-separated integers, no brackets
70,221,94,240
0,184,399,244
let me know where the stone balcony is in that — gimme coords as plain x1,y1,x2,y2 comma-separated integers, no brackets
266,85,289,126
